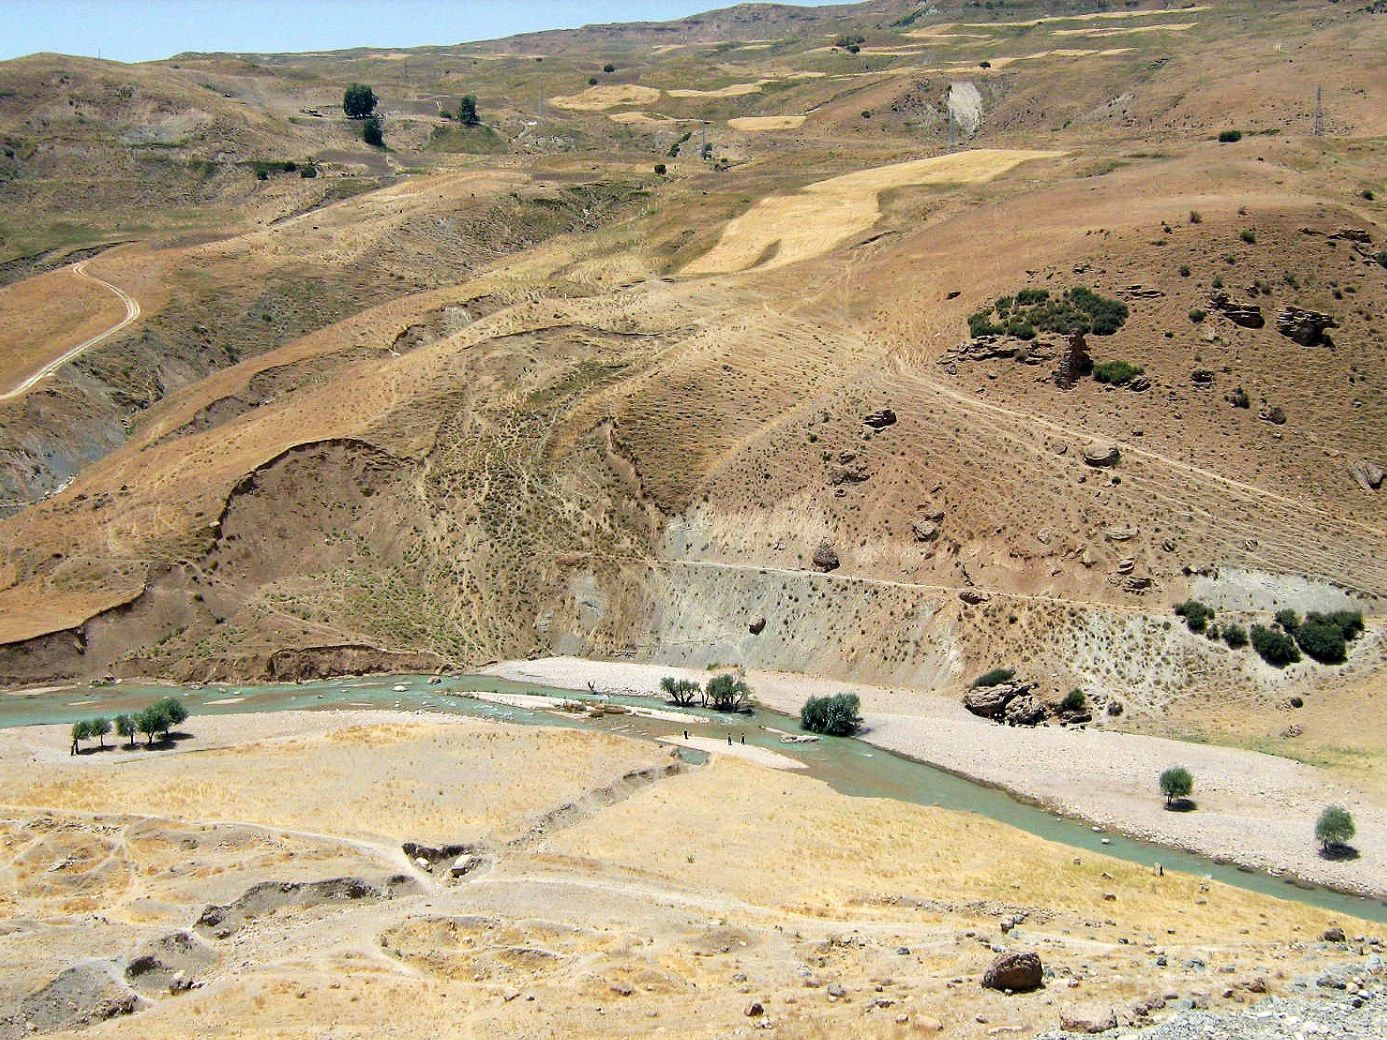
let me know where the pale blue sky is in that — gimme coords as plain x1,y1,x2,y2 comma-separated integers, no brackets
0,1,845,63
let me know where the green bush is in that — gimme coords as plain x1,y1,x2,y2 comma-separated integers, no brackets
1189,210,1203,224
971,668,1015,689
1295,620,1346,664
967,287,1128,339
1218,129,1243,143
1275,609,1301,633
1060,688,1087,712
1240,229,1257,244
653,162,666,176
705,673,752,712
363,114,384,147
1174,599,1215,633
800,693,862,736
1092,360,1144,386
1222,623,1248,649
1251,624,1301,667
1188,308,1207,323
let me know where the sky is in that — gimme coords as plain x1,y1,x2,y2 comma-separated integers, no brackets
0,0,845,64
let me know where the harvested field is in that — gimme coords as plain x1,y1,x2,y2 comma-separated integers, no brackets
549,84,662,110
726,114,807,131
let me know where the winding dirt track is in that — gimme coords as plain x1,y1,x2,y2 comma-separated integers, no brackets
0,261,140,401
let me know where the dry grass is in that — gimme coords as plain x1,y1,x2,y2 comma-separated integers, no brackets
549,84,662,111
0,266,124,393
727,115,807,131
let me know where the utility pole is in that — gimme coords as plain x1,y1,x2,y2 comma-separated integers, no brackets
1313,84,1324,138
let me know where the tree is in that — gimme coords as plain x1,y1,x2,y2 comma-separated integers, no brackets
602,63,616,73
136,705,166,746
459,94,480,126
343,83,378,119
90,716,111,749
659,676,700,707
1315,805,1355,851
115,713,137,748
70,719,90,755
800,693,862,736
653,162,667,176
1251,624,1301,667
704,673,752,713
152,697,188,738
1295,618,1347,664
362,114,385,147
1159,766,1193,808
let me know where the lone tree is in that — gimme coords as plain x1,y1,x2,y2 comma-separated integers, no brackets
1316,805,1356,852
115,713,137,748
659,676,701,707
1159,766,1194,808
363,114,385,147
459,94,480,126
704,673,753,713
343,83,378,119
800,693,862,736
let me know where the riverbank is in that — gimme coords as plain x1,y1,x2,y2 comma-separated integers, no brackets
482,657,1387,900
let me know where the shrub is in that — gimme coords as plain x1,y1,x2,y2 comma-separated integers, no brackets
459,94,480,126
1178,265,1191,277
1159,766,1194,807
1222,623,1248,649
1251,624,1301,667
1295,619,1347,664
300,163,318,178
653,162,667,176
1189,210,1203,224
1315,805,1355,851
1375,251,1387,270
363,114,384,147
1229,387,1249,408
1361,189,1374,201
1240,229,1257,244
800,693,862,736
1275,609,1301,633
1218,129,1243,143
1060,688,1087,712
603,63,616,73
1188,308,1206,323
1174,599,1215,633
971,668,1015,688
967,286,1127,340
1092,360,1144,386
705,673,752,712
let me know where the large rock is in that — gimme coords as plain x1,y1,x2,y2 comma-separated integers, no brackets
1209,289,1264,329
1349,460,1385,491
1003,693,1049,727
863,408,897,429
812,542,840,572
1059,1004,1119,1034
1276,307,1337,346
981,950,1043,993
963,680,1036,720
1083,442,1121,468
911,519,940,542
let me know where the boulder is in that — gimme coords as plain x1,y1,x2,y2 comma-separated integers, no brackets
1059,1005,1119,1034
1276,307,1337,347
1003,693,1049,727
1348,460,1384,491
812,543,840,572
449,854,477,878
830,460,870,485
959,588,990,605
1103,526,1138,542
963,680,1036,720
863,408,897,429
981,950,1043,993
1209,289,1264,329
748,616,766,635
1258,405,1287,425
1083,443,1121,468
1322,926,1346,943
911,519,940,542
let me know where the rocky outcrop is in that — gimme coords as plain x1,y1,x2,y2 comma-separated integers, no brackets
1209,289,1264,328
748,616,766,634
911,519,940,542
812,542,840,572
982,950,1043,993
964,679,1037,720
863,408,897,429
1348,460,1384,492
266,645,448,682
939,335,1059,369
1059,1004,1119,1033
959,588,991,605
1003,693,1049,727
1083,442,1121,467
1276,307,1337,346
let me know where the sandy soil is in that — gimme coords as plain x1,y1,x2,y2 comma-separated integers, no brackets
484,658,1387,898
680,149,1063,275
728,115,807,131
654,733,807,770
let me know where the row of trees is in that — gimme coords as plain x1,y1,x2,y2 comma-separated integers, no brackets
659,674,753,712
1159,765,1356,853
69,697,190,754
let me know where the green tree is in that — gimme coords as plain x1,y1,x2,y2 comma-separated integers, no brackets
1159,766,1194,808
70,719,90,755
1295,618,1347,664
800,693,862,736
459,94,480,126
659,676,701,707
90,716,111,749
115,713,137,748
136,706,165,746
343,83,378,119
704,674,752,712
1315,805,1355,852
363,114,384,147
1251,624,1301,667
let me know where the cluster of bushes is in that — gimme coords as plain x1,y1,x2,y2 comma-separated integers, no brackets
1092,360,1144,386
1174,601,1364,668
968,286,1129,340
659,674,753,712
971,667,1015,688
834,34,866,53
1218,129,1243,143
249,159,318,181
70,697,190,754
800,693,862,736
